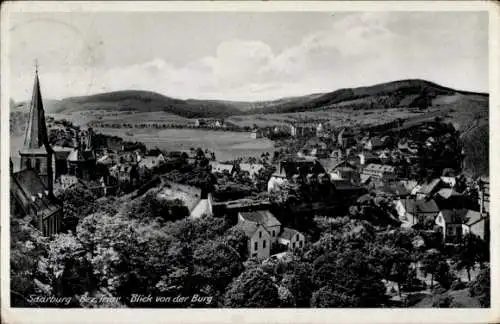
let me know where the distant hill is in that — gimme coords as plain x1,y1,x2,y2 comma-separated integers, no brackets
36,79,488,117
47,90,243,118
246,79,488,114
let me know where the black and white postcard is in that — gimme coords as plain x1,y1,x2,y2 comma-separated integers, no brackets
1,1,498,323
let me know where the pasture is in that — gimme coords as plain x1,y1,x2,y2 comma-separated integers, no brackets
93,127,275,161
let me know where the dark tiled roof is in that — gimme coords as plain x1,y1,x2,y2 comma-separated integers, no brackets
239,210,281,228
279,227,300,240
234,221,264,238
11,170,61,218
440,209,468,224
405,198,440,215
333,179,361,191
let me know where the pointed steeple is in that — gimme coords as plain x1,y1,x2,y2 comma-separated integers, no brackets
23,66,50,151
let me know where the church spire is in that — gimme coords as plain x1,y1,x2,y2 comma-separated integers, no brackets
23,64,50,150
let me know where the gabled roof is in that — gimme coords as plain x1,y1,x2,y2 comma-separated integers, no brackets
239,210,281,228
405,198,440,215
279,227,301,241
440,209,469,224
465,209,483,226
234,222,268,238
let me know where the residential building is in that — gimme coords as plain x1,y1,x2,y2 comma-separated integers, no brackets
267,159,325,192
210,161,235,175
239,210,282,242
251,129,263,139
278,228,305,250
394,198,440,226
435,209,482,243
236,210,305,259
236,222,271,259
328,160,358,183
67,147,96,181
138,153,165,177
109,163,139,185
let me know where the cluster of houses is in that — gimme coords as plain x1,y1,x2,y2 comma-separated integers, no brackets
11,68,489,268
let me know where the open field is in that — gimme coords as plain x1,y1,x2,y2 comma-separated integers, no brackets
93,127,275,161
227,107,439,128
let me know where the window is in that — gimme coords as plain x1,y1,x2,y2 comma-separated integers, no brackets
26,159,32,169
292,242,296,249
252,253,257,258
272,230,275,237
263,240,267,248
35,159,41,173
296,234,299,241
254,242,258,251
259,231,262,238
299,241,303,248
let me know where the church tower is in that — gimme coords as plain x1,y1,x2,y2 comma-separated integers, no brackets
19,66,54,195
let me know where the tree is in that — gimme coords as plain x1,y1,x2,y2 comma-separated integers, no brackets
312,250,387,307
224,228,249,260
435,260,454,290
454,233,487,282
193,241,244,294
468,267,490,307
10,218,50,307
310,286,359,308
58,185,97,232
223,268,280,308
281,262,315,307
421,249,443,290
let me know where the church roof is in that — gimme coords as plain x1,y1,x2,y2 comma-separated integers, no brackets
10,169,61,218
23,70,51,152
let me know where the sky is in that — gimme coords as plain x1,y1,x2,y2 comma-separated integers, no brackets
8,11,489,102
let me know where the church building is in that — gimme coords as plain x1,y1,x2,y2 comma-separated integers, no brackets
10,67,63,236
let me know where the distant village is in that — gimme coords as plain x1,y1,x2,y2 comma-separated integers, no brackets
10,69,490,307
